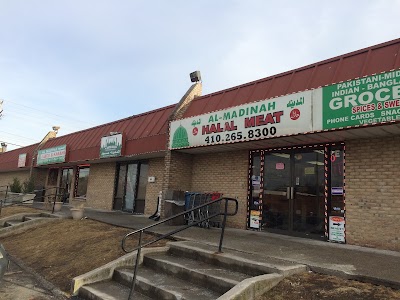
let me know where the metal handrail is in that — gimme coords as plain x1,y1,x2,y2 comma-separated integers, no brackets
0,186,67,216
121,197,238,300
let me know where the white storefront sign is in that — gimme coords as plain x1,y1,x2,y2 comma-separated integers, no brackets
170,90,322,149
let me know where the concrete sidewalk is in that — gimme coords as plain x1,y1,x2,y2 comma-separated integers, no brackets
37,203,400,289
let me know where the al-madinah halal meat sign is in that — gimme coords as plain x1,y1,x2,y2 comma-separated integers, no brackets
170,90,316,149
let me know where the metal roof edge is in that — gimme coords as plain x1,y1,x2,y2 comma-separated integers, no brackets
191,37,400,103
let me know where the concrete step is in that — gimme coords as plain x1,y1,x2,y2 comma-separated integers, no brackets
4,220,23,227
168,241,307,277
143,252,249,294
114,266,221,300
79,280,151,300
23,216,46,221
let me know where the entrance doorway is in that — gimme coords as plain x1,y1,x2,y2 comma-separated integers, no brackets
113,162,148,213
60,168,73,203
249,144,344,240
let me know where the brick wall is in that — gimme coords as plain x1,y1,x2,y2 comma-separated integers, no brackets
163,152,193,191
86,162,116,210
346,136,400,251
145,157,165,215
172,83,202,120
191,150,249,229
32,169,48,189
0,170,30,190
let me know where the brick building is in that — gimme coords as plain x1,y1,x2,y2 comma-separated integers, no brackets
1,39,400,251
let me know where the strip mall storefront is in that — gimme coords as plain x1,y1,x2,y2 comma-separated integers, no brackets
169,69,400,249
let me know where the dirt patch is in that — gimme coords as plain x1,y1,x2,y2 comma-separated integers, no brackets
259,272,400,300
0,206,42,218
1,218,167,294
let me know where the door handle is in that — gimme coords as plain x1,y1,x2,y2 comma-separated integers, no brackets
290,187,294,199
286,187,290,200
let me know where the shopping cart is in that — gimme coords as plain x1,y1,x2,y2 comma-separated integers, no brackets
209,192,223,227
184,191,223,228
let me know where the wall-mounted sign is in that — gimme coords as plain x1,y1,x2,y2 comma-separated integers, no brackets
169,68,400,150
100,133,123,158
331,187,344,195
276,163,285,170
170,90,319,149
37,145,67,165
329,216,345,243
18,153,27,168
251,175,261,186
323,70,400,129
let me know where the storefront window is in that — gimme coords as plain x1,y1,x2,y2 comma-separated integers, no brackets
329,147,344,217
76,167,90,198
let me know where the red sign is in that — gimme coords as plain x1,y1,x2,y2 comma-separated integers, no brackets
290,109,300,120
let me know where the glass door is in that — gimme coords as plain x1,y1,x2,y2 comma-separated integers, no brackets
252,145,335,239
113,162,148,213
292,150,324,236
263,152,291,231
60,168,73,203
123,164,138,212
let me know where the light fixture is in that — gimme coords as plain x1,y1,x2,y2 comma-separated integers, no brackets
190,71,201,82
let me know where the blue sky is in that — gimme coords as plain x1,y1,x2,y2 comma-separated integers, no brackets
1,0,399,150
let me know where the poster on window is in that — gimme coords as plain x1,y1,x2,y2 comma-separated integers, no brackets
249,210,261,229
329,216,345,243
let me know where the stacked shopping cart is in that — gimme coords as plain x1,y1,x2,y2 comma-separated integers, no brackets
184,192,223,228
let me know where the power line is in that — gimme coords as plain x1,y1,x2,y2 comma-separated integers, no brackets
3,111,88,134
5,99,98,127
0,141,25,147
0,130,38,142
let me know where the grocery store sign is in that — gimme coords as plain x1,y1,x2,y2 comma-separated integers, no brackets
37,145,67,165
322,70,400,129
170,90,320,149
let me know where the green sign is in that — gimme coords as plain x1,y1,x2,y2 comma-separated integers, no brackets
37,145,67,165
323,70,400,129
100,134,122,158
171,125,189,148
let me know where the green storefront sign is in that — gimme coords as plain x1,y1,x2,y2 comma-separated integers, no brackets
37,145,67,165
323,70,400,129
100,134,122,158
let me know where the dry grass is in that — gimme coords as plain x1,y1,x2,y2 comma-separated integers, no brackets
0,206,42,218
1,218,167,293
259,272,400,300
